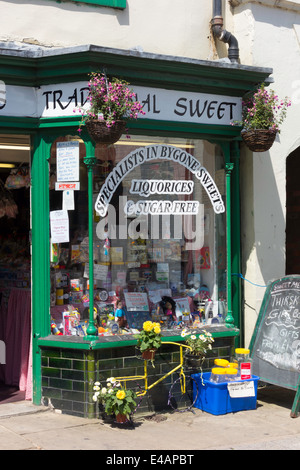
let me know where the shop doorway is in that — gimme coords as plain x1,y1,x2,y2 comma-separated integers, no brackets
286,147,300,274
0,134,31,404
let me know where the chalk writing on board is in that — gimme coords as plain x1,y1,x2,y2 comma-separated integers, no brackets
255,279,300,374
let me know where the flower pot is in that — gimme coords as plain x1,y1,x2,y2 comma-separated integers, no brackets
115,413,128,424
184,353,205,369
85,119,126,145
142,348,156,360
241,129,277,152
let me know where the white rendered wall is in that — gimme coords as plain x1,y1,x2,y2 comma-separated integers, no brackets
232,1,300,346
0,0,214,60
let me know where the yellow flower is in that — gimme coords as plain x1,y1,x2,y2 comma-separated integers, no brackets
143,321,154,332
154,325,161,334
116,390,126,400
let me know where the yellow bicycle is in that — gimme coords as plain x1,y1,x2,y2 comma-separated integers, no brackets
112,341,200,415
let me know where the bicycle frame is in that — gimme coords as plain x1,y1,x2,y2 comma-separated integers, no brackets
114,341,193,397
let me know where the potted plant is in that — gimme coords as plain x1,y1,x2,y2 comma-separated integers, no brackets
181,328,214,368
93,378,137,423
76,72,145,144
233,83,291,152
135,321,162,360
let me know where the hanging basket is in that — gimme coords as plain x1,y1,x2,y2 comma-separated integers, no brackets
141,348,156,360
241,129,277,152
184,353,205,369
85,119,126,145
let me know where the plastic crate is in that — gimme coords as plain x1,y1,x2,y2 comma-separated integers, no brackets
192,372,259,415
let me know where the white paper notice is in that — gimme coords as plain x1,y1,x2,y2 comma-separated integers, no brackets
57,141,79,182
148,291,162,304
227,381,255,398
50,210,69,243
124,292,149,311
84,263,109,281
62,190,75,211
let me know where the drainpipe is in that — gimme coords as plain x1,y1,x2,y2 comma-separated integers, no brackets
211,0,239,64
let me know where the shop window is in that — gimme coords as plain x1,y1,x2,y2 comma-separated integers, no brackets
49,135,227,336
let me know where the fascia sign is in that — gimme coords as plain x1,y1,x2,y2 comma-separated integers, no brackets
0,82,242,126
94,144,225,216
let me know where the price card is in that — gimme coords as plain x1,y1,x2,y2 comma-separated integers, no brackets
227,381,255,398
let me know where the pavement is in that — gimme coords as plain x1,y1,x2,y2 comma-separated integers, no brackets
0,384,299,452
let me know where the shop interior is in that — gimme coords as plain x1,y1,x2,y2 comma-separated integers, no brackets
0,134,31,404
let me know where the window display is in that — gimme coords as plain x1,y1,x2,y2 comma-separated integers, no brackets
49,136,227,337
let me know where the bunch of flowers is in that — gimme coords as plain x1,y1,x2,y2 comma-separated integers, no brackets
76,72,145,132
93,377,137,420
135,321,162,353
181,328,214,356
233,83,291,133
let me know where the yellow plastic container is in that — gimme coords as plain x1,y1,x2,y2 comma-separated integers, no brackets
56,288,64,305
228,362,238,369
235,348,250,356
224,367,238,381
234,348,252,379
214,358,229,367
210,367,227,383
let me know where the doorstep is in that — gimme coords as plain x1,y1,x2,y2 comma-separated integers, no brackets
0,401,49,419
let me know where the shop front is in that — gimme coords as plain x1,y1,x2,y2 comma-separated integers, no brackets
0,45,271,416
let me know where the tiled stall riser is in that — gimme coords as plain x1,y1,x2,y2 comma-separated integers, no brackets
40,337,234,418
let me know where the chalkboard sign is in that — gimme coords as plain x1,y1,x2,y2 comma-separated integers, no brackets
249,275,300,417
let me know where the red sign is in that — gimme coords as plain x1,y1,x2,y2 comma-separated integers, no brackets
55,182,80,191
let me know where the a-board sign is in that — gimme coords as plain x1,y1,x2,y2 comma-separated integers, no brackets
249,275,300,417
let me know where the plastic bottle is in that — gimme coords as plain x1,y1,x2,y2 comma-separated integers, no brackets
210,367,227,383
224,367,238,381
234,348,252,380
228,362,238,370
56,288,64,305
214,358,229,368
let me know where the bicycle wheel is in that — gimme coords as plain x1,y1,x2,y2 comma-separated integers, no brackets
168,374,198,413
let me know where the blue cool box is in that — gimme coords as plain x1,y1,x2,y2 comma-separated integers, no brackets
192,372,259,415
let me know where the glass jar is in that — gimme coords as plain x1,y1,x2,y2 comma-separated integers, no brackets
234,348,252,380
210,367,227,383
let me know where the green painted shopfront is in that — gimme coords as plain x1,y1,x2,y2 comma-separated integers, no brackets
0,45,271,417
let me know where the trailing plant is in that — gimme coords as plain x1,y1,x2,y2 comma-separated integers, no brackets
232,83,291,132
181,328,214,356
75,72,145,132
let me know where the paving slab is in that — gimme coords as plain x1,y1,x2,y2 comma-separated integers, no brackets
0,385,298,451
